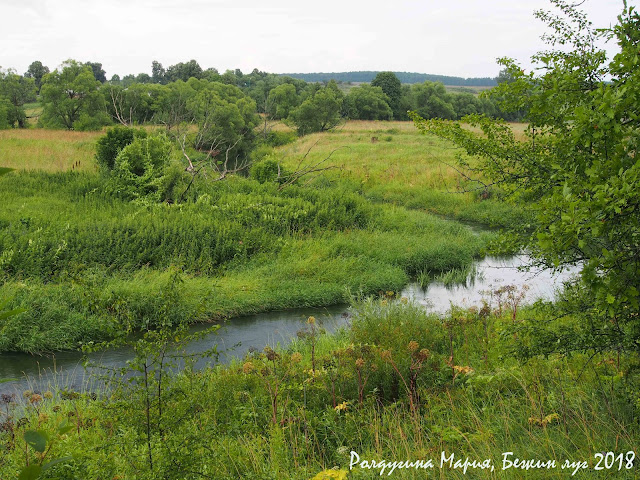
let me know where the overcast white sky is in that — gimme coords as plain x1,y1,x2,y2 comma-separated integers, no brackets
0,0,632,79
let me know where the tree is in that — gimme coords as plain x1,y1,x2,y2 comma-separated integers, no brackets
288,81,344,135
151,60,166,84
411,81,456,120
371,71,403,118
268,83,299,120
40,60,108,130
86,61,107,83
411,0,640,355
0,70,36,128
165,60,203,83
24,60,49,93
344,85,392,120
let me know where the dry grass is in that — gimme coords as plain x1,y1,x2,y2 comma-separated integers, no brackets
0,129,101,172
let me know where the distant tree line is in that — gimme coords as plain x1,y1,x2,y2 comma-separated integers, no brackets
279,71,498,86
0,60,522,134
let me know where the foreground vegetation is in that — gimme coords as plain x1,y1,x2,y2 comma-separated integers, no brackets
1,299,638,479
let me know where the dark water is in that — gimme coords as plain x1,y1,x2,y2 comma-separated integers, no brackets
0,255,577,396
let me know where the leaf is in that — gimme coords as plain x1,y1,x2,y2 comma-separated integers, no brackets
18,465,42,480
43,456,73,471
57,420,74,436
24,430,48,453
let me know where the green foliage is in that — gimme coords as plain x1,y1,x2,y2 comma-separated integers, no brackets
0,70,36,128
371,71,402,118
289,82,344,135
40,60,109,130
412,0,640,355
250,157,286,184
95,125,146,171
109,133,178,201
24,60,50,93
268,83,299,120
343,85,393,120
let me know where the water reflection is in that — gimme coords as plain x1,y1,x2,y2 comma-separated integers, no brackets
0,255,579,395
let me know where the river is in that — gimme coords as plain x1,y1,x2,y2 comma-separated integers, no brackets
0,254,578,396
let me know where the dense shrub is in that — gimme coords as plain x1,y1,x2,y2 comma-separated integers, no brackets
95,126,147,171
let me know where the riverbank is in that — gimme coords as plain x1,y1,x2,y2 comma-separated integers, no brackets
0,122,515,353
1,298,637,479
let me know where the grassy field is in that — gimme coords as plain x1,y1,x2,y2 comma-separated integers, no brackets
0,123,496,352
1,123,639,479
0,129,101,172
277,120,527,227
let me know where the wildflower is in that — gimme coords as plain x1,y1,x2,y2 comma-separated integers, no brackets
38,412,49,423
1,393,15,405
29,394,43,404
22,390,33,399
355,358,365,368
380,349,392,361
408,341,419,352
334,401,349,412
453,365,473,375
401,296,408,304
242,362,255,374
44,391,53,400
291,352,303,364
307,316,316,325
264,346,278,361
415,348,430,361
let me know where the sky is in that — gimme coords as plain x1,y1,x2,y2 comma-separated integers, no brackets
0,0,632,80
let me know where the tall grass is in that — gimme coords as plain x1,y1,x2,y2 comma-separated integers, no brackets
1,300,637,479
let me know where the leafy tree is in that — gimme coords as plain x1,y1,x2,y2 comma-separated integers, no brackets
184,79,259,162
411,81,456,120
0,70,36,127
24,60,50,92
411,0,640,355
344,84,392,120
165,60,203,82
40,60,108,130
371,71,403,118
268,83,299,120
288,81,344,135
86,61,107,83
151,60,166,84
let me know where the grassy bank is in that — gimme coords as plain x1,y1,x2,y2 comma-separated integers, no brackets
1,299,637,479
0,124,498,352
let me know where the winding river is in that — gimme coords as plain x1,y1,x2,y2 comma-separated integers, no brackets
0,254,578,396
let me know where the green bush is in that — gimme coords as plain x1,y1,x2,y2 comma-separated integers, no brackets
250,157,286,184
110,133,175,201
95,126,147,171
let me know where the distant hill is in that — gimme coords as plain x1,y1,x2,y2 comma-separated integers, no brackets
279,71,497,87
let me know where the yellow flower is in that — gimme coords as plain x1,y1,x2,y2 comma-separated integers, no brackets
408,341,419,352
291,352,303,364
355,358,365,368
307,316,316,325
453,365,473,375
44,391,53,400
334,401,349,412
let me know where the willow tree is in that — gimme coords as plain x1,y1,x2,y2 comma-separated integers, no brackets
412,0,640,356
